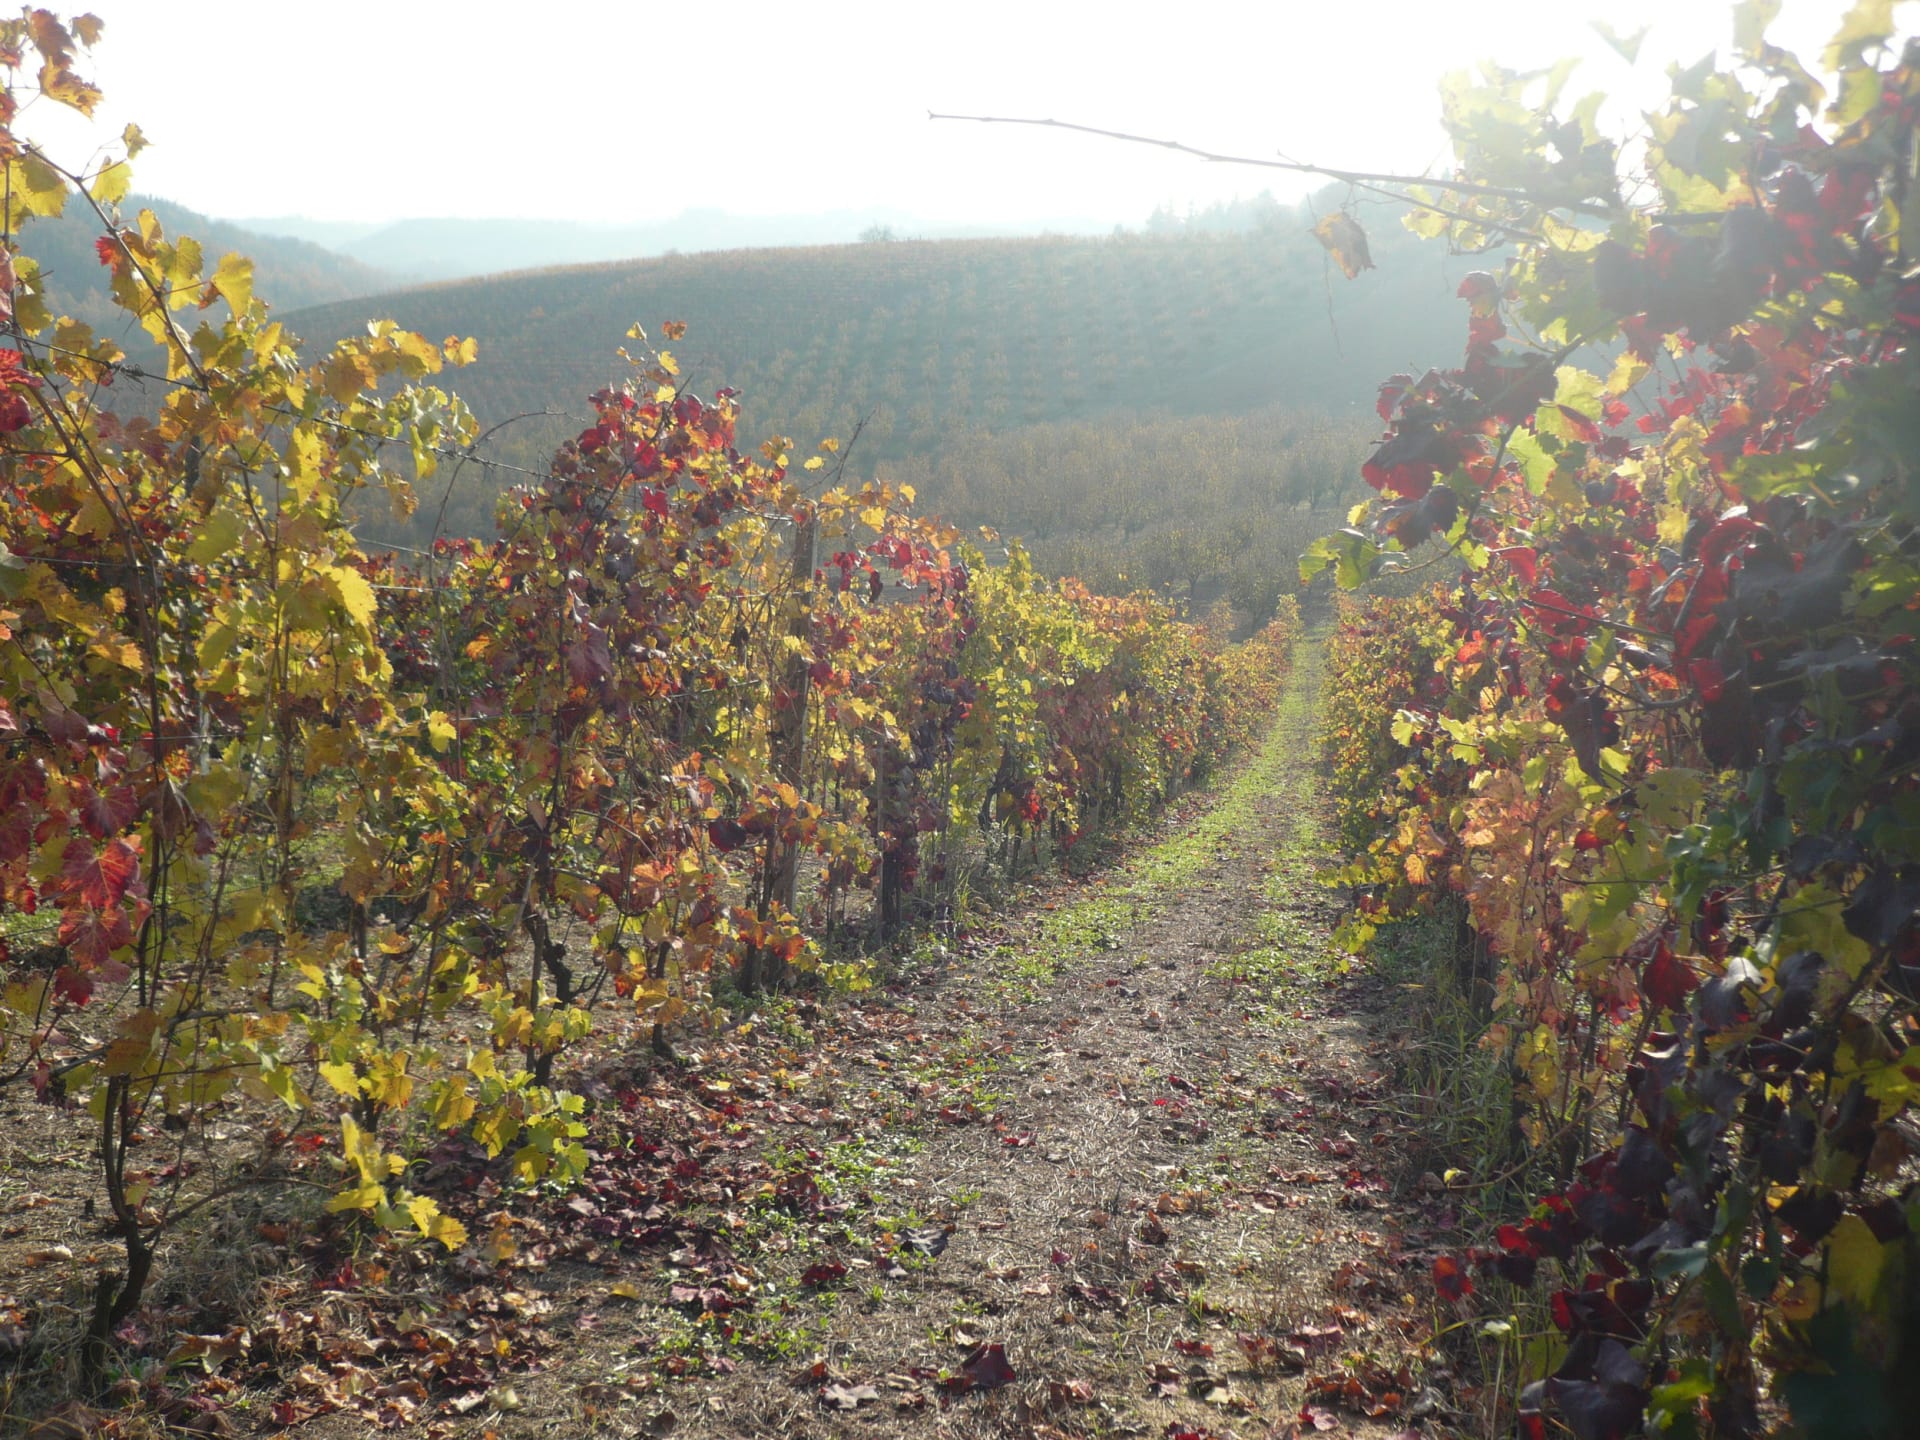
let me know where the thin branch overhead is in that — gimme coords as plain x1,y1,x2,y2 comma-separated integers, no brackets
925,111,1613,217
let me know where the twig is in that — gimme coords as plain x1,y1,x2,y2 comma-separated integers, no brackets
925,111,1617,218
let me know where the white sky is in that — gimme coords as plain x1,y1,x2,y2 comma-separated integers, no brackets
16,0,1909,227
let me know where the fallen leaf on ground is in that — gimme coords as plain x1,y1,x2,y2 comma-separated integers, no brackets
820,1382,880,1410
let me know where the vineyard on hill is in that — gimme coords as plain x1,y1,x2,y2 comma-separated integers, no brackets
285,221,1462,548
0,10,1299,1397
7,4,1920,1440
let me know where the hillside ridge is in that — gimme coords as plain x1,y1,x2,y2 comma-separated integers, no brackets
286,214,1473,545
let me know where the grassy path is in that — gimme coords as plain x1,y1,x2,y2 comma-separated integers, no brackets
184,638,1437,1440
598,637,1432,1438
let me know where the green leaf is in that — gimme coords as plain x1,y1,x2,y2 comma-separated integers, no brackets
1824,0,1897,69
186,507,244,565
1700,1259,1744,1337
1506,429,1554,495
1824,1215,1893,1306
1653,1243,1710,1280
1733,0,1783,57
1299,529,1382,590
1638,769,1703,826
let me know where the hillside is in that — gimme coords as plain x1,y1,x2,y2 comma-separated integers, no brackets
285,205,1474,545
232,207,1113,281
21,193,394,339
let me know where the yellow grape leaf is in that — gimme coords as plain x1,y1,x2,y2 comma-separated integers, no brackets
609,1279,642,1300
36,49,103,116
1824,1215,1892,1306
481,1219,517,1263
121,122,147,158
432,1075,477,1130
210,253,253,315
1637,768,1703,826
407,1195,469,1250
1311,212,1375,279
1779,883,1874,979
442,335,479,366
364,1053,414,1110
327,1180,387,1214
7,154,69,220
3,977,51,1023
318,1060,362,1098
101,1034,151,1077
803,456,825,472
1605,350,1651,397
186,506,244,565
656,349,679,376
86,633,143,671
319,348,376,402
283,427,325,504
73,14,105,45
165,235,205,301
340,1113,392,1181
427,711,457,753
328,566,378,630
392,328,441,374
388,476,418,520
1825,0,1899,69
472,1104,519,1158
1863,1046,1920,1111
89,159,131,206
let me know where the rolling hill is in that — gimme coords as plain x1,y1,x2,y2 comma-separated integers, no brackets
231,207,1114,282
22,194,395,340
283,200,1476,546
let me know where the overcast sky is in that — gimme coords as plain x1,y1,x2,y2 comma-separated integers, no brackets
17,0,1911,228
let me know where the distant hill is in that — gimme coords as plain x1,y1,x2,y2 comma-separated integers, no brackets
232,208,1115,283
22,194,394,341
286,199,1475,541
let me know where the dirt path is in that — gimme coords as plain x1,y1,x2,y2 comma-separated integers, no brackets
107,640,1439,1440
585,640,1433,1439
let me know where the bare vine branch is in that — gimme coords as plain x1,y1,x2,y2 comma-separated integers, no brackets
925,110,1618,217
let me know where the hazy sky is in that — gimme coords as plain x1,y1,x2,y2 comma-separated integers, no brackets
18,0,1910,227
